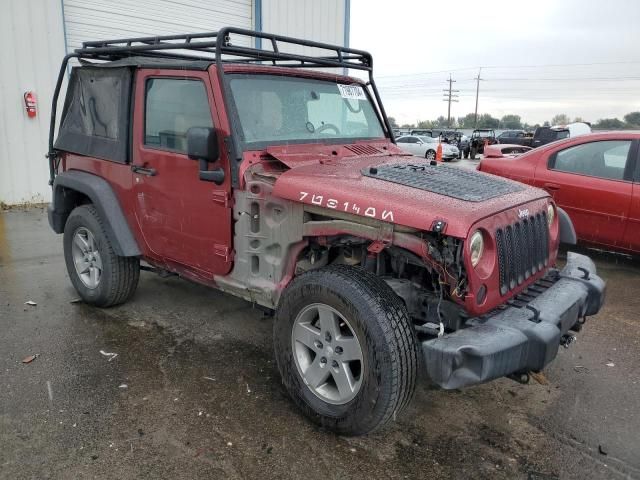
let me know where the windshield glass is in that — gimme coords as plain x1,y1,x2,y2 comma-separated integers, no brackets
228,75,385,145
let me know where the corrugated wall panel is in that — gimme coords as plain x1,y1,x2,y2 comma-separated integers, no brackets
63,0,253,52
262,0,346,53
0,0,66,205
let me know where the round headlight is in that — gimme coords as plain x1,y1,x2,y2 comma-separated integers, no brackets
547,204,555,226
469,230,484,267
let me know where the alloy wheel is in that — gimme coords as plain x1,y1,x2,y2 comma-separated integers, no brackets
71,227,103,289
291,303,364,404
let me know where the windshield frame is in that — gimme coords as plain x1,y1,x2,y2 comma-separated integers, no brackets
223,72,389,152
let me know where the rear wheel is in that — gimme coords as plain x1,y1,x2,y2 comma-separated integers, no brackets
425,150,436,160
470,146,477,159
274,265,419,435
63,205,140,307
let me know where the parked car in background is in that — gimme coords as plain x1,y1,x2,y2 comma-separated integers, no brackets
478,132,640,254
457,134,470,159
431,129,457,139
483,144,533,158
497,130,533,147
532,122,591,148
468,128,498,159
397,135,460,160
410,129,432,137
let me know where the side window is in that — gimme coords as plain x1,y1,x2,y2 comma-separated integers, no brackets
550,140,631,181
407,137,419,144
145,78,213,153
397,137,409,143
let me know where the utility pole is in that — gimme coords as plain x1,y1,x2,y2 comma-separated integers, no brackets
442,74,459,127
473,67,483,128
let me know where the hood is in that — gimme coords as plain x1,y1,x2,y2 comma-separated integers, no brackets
271,154,549,238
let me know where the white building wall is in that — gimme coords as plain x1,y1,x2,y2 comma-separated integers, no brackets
0,0,349,205
63,0,254,52
0,0,66,205
261,0,347,50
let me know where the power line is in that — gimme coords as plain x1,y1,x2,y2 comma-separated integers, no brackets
473,76,640,82
480,60,640,69
376,60,640,79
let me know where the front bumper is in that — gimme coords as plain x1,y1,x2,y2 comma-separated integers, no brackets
422,252,605,389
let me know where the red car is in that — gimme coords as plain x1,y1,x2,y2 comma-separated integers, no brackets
483,144,532,158
479,132,640,254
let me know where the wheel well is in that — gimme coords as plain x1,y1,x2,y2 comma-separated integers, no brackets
49,171,141,257
292,232,467,333
51,187,92,231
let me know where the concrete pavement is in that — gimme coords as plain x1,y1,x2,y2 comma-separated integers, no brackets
1,207,638,479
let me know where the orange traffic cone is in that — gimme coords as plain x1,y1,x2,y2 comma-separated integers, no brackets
436,143,443,162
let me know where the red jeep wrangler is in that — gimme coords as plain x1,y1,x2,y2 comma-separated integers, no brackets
47,28,605,435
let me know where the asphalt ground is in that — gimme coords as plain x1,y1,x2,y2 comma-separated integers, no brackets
1,206,638,480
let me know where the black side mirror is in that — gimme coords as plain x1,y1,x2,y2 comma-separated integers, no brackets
187,127,224,184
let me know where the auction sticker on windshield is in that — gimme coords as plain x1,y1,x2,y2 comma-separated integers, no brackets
337,84,366,100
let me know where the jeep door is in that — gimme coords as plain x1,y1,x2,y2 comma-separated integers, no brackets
131,69,233,277
534,138,635,249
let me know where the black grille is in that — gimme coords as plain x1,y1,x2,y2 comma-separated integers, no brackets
496,211,549,296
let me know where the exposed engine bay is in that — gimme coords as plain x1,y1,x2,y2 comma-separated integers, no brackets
296,207,469,336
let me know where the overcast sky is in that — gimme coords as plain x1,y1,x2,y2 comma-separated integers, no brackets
351,0,640,125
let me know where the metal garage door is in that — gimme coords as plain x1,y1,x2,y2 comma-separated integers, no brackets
62,0,253,52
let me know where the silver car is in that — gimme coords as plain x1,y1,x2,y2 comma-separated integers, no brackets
396,135,460,161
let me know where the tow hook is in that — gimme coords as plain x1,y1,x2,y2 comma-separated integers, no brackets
507,371,530,384
560,334,577,348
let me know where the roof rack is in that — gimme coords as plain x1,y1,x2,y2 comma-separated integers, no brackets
48,28,393,185
75,27,373,72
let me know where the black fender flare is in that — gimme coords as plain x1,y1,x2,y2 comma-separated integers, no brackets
48,170,141,257
557,207,577,245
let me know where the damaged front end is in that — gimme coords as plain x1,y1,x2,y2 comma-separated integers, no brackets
237,153,605,391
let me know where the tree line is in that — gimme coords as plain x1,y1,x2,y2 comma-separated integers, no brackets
389,112,640,131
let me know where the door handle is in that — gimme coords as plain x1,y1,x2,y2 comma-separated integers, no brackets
543,182,560,191
131,164,157,176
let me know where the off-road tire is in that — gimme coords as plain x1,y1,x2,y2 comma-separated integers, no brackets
274,265,419,435
463,149,469,159
63,205,140,307
470,146,477,159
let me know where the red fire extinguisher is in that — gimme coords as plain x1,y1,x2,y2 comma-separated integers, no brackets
24,91,37,118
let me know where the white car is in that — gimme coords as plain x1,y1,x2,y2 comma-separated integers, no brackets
396,135,460,161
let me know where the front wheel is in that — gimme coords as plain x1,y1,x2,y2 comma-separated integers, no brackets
274,265,419,435
469,147,477,159
63,205,140,307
